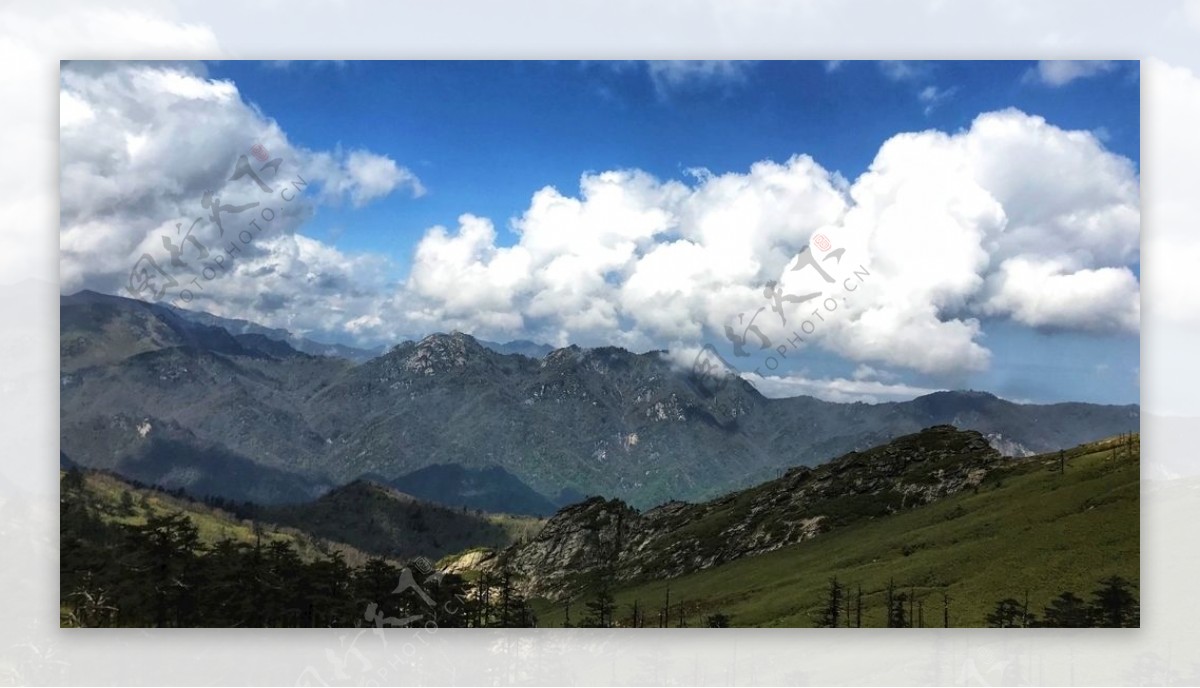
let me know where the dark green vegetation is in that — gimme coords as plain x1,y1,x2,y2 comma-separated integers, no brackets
257,480,543,561
384,463,561,516
524,432,1139,627
60,469,541,628
982,575,1139,628
61,429,1138,628
69,468,540,564
61,290,1139,509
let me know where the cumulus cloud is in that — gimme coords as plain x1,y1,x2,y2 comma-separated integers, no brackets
308,148,425,206
1,8,221,287
59,61,420,342
396,109,1139,375
400,156,848,351
981,257,1139,331
1028,60,1118,87
59,63,1140,371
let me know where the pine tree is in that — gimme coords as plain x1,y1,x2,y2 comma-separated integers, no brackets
123,512,202,627
492,565,535,628
582,586,616,628
856,584,863,628
889,591,910,629
118,490,136,516
475,570,495,627
62,467,86,495
661,584,671,628
1040,591,1092,627
1089,576,1139,627
704,612,731,627
817,576,844,627
885,578,896,628
986,598,1022,628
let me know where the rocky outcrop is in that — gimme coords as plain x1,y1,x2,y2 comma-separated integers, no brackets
504,425,1005,600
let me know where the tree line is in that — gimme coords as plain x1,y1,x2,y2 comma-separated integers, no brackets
984,577,1139,628
62,469,1137,629
556,569,733,628
804,574,1138,628
60,470,537,628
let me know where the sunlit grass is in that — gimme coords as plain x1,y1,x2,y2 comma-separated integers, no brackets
532,435,1139,628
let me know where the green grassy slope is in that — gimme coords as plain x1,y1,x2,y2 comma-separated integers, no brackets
532,434,1139,627
259,480,544,561
76,471,390,567
74,470,543,564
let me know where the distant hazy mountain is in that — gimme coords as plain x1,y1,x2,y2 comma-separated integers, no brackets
171,299,554,363
168,304,388,363
61,290,256,372
60,290,1140,509
386,464,560,517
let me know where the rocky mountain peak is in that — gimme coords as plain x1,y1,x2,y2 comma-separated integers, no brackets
542,344,584,367
404,331,490,375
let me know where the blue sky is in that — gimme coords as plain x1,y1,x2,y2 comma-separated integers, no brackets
207,60,1140,269
62,60,1141,406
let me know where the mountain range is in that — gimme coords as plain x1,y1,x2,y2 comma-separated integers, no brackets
59,290,1140,509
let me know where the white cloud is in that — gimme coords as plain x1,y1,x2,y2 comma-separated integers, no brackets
58,61,420,343
1029,60,1117,86
0,8,221,287
917,84,956,114
744,371,943,404
981,257,1139,331
400,155,848,351
878,60,927,82
310,149,425,207
643,61,753,95
58,64,1141,368
875,62,955,115
396,109,1139,376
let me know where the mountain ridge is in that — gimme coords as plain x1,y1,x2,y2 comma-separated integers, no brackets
498,425,1005,599
60,291,1139,509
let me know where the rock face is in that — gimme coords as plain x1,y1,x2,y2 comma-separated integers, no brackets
506,426,1003,600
